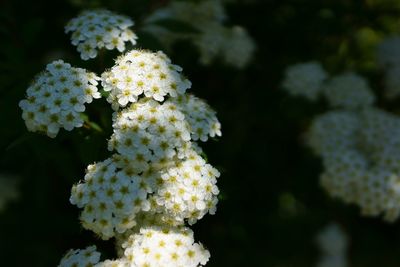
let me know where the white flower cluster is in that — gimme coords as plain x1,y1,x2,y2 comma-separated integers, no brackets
308,107,400,221
58,245,101,267
21,9,222,266
19,60,100,138
150,149,220,225
283,62,375,108
171,94,221,141
283,61,400,221
70,157,150,239
120,225,210,267
0,174,19,212
101,50,191,109
282,62,327,101
108,98,191,172
65,9,137,60
377,36,400,99
143,0,255,68
93,225,209,267
316,223,348,267
322,73,375,109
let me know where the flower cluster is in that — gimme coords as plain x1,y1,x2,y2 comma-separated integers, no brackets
120,225,210,267
108,98,191,172
65,9,137,60
316,223,348,267
70,157,150,239
150,149,220,225
101,50,191,109
19,60,100,138
171,94,221,141
308,107,400,221
39,9,223,267
377,36,400,99
283,61,400,221
322,73,375,109
0,174,19,212
142,0,255,68
283,62,374,108
282,61,327,101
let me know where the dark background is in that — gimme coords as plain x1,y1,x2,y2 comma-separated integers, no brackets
1,0,400,266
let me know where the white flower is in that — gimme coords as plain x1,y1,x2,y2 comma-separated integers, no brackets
70,156,150,240
65,9,137,60
322,73,375,109
58,245,101,267
19,60,100,138
222,26,255,68
149,149,220,225
142,0,255,68
108,98,191,172
307,111,359,157
308,107,400,221
101,50,191,109
282,61,327,101
171,94,221,141
120,225,210,267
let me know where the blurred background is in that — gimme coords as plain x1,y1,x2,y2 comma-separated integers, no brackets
2,0,400,266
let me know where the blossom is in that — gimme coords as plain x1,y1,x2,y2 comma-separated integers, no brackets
222,26,255,68
108,98,191,172
282,61,327,101
322,73,375,109
143,0,255,68
58,246,101,267
120,225,210,267
65,9,137,60
19,60,100,138
307,111,359,157
149,149,220,225
24,10,224,266
171,94,221,141
70,156,150,240
101,50,191,109
307,107,400,221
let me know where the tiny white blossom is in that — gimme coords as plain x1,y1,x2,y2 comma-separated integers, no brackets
101,50,191,109
143,0,255,68
65,9,137,60
282,61,327,101
19,60,100,138
120,225,210,267
171,94,222,141
322,73,375,109
108,98,191,173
